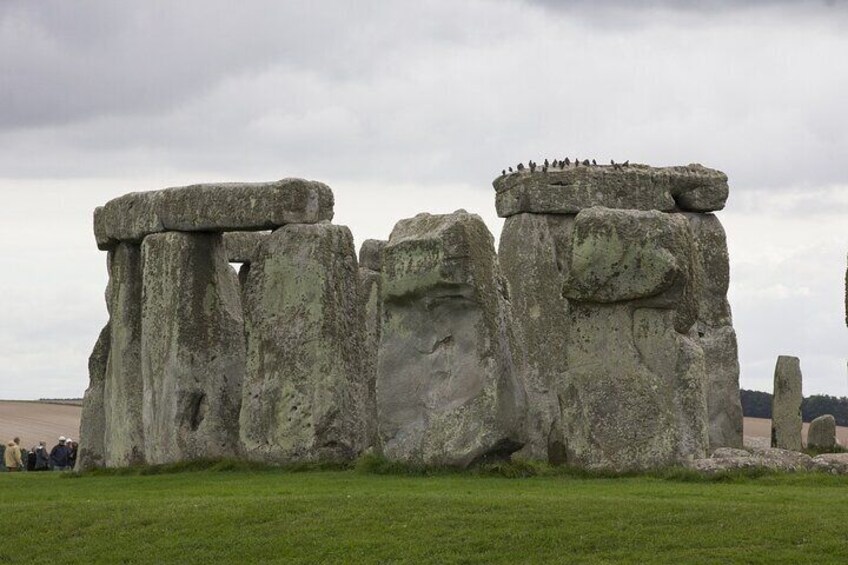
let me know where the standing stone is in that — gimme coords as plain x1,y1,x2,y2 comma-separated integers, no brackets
559,207,709,470
498,213,568,462
771,355,803,451
684,213,743,449
240,223,367,463
808,414,837,450
103,243,146,467
76,323,111,470
140,232,245,464
359,239,386,450
377,211,526,467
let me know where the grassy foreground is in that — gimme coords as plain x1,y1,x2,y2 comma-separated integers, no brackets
2,463,848,564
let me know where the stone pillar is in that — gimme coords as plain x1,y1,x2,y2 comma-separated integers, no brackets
377,211,526,467
76,323,111,470
558,208,708,470
684,213,743,449
103,243,146,467
140,232,245,464
358,239,386,451
807,414,836,450
771,355,803,451
498,213,568,462
239,223,367,463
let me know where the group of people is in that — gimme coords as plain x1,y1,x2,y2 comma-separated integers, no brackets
2,436,78,472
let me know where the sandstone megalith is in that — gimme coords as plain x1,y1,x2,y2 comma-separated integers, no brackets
771,355,803,451
140,232,245,464
94,179,334,250
358,239,386,450
103,243,146,467
558,207,708,470
76,323,111,470
377,211,526,467
239,223,367,463
807,414,836,451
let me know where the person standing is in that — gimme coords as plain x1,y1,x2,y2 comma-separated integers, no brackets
49,437,71,471
33,442,50,471
4,438,23,472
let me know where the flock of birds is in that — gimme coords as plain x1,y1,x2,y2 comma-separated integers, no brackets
501,158,630,177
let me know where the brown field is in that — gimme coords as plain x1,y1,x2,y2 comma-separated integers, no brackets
744,416,848,447
1,403,843,454
0,400,81,449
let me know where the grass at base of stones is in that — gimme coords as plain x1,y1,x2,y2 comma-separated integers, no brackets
3,461,848,564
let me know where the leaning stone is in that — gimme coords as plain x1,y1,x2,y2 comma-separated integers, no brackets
771,356,803,451
359,239,386,272
240,223,367,463
807,414,837,450
76,323,111,471
493,163,728,217
140,232,245,465
378,211,526,467
94,178,334,249
103,243,146,467
223,231,269,263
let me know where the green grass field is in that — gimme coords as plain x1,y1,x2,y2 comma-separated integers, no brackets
2,463,848,564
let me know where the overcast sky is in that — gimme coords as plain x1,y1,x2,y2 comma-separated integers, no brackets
0,0,845,400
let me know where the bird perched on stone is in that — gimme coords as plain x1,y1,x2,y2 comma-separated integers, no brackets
508,166,513,172
610,159,615,166
564,157,570,166
623,160,629,167
517,163,524,171
544,158,549,168
582,159,590,166
574,159,580,167
502,169,506,176
592,159,597,166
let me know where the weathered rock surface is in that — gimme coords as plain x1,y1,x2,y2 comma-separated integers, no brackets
812,453,848,474
493,164,728,217
771,355,803,451
689,447,814,474
94,179,334,249
684,213,743,449
807,414,837,450
240,223,367,463
103,243,146,467
223,231,269,263
378,211,526,467
359,239,386,272
558,207,708,471
76,323,111,471
498,213,568,461
140,232,245,465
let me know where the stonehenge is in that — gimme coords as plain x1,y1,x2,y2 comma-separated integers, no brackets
771,355,803,451
807,414,836,450
79,160,747,472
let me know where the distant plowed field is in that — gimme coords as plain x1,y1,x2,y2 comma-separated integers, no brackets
0,401,81,449
1,402,844,453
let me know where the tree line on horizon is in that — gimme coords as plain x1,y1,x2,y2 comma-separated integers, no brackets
741,389,848,426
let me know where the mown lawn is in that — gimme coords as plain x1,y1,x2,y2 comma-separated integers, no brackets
2,466,848,564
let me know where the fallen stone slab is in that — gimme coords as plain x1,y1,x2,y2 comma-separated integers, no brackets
140,232,245,465
812,453,848,474
493,163,728,217
689,447,814,474
378,211,526,467
94,178,334,249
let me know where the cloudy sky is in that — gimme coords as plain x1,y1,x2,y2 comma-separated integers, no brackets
0,0,845,400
